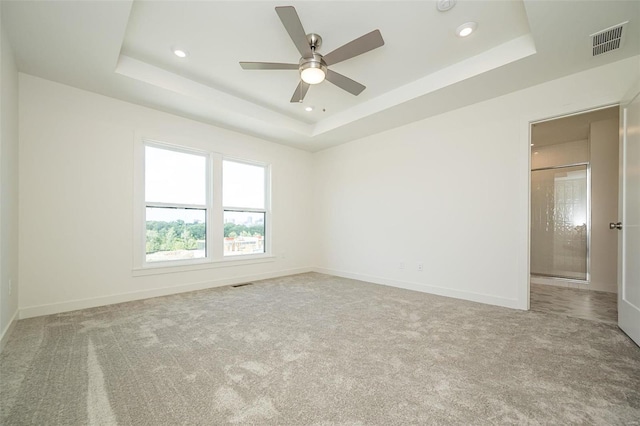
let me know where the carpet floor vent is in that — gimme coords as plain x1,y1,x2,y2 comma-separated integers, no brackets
231,283,253,288
591,21,627,57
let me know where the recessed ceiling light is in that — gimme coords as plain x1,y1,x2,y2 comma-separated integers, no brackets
305,106,314,112
172,48,188,58
456,22,477,37
531,143,535,147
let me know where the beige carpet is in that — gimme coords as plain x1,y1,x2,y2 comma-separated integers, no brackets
1,273,639,425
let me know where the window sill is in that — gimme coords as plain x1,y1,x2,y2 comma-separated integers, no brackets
132,255,277,277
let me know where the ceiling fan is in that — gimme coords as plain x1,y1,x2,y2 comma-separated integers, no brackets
240,6,385,103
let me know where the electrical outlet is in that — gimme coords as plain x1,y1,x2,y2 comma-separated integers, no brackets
399,262,405,270
417,263,423,272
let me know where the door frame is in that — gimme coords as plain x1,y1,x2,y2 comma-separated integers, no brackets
521,103,620,310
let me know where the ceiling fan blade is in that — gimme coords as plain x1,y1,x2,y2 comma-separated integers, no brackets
290,81,310,103
323,29,385,66
240,62,298,70
275,6,313,58
325,69,366,96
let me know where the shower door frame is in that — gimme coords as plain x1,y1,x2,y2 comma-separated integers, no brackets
530,162,592,283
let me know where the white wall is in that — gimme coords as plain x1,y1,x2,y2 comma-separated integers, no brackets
0,11,20,348
18,74,315,318
590,118,619,292
14,53,640,317
314,56,639,310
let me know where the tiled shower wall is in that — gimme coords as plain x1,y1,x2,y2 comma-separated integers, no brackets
530,166,588,280
531,140,589,280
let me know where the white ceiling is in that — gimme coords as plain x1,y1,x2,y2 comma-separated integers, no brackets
3,1,639,151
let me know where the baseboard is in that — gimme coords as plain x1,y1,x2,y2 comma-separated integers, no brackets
0,309,19,353
19,267,313,319
313,267,523,310
18,266,523,319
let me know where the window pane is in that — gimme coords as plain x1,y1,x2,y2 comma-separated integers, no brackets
223,211,265,256
223,160,265,209
146,146,206,205
146,207,206,262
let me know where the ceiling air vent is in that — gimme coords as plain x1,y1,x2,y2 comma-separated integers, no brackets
590,21,627,57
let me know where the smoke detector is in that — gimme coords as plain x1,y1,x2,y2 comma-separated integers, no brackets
590,21,628,57
437,0,456,12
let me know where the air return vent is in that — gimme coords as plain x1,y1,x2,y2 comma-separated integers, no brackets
590,21,627,57
231,282,253,288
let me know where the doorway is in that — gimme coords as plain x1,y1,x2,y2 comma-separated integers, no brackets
529,106,619,323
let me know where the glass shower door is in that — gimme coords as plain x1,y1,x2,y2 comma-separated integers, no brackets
531,165,589,280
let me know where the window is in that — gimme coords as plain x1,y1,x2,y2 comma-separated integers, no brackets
136,140,271,270
223,160,267,256
144,145,208,263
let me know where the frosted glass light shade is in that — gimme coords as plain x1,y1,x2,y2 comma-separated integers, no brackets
301,67,326,84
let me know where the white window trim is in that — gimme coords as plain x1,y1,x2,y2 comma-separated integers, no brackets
132,135,274,275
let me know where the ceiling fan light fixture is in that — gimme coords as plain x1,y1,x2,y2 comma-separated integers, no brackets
456,22,477,37
301,67,326,84
300,54,327,84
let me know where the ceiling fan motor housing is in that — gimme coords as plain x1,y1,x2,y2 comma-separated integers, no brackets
306,33,323,51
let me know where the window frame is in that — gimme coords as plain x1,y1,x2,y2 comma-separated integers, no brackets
133,136,273,275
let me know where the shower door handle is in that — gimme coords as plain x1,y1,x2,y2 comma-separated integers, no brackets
609,222,622,230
